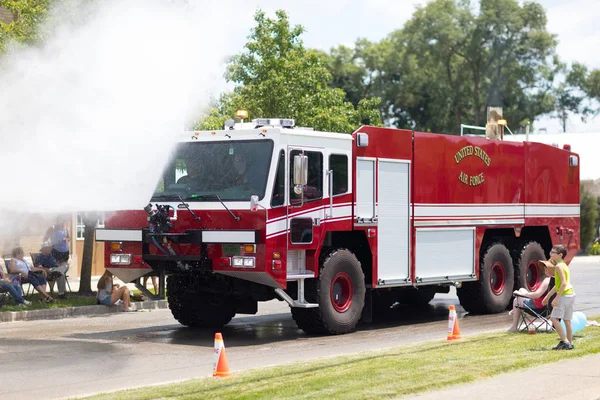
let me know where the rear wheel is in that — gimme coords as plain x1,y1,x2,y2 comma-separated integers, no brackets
457,243,515,314
291,249,366,335
514,241,545,291
167,276,236,328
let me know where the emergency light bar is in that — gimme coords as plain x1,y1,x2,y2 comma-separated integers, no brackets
253,118,295,128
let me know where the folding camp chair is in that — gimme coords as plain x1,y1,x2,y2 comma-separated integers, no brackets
4,258,37,297
515,293,555,333
30,252,72,295
1,259,27,302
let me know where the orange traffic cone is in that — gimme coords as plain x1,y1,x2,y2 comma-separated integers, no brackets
447,305,462,341
213,332,230,377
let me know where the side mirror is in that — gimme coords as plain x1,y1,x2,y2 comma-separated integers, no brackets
569,155,578,167
250,195,259,212
293,154,308,185
356,132,369,147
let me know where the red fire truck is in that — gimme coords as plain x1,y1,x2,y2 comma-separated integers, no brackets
96,118,580,334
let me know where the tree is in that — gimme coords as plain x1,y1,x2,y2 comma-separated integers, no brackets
580,187,598,252
0,0,49,52
325,0,560,134
199,10,381,133
550,63,595,132
321,39,389,109
79,212,99,294
569,62,600,112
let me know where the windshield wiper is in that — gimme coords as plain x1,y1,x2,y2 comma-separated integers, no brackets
189,193,240,221
177,195,201,221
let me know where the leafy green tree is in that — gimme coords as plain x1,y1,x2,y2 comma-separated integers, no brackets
569,62,600,115
321,39,389,109
200,10,381,133
549,63,595,132
580,187,598,252
0,0,49,52
325,0,560,134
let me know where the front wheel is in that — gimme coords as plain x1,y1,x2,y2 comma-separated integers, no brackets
167,276,236,328
291,249,366,335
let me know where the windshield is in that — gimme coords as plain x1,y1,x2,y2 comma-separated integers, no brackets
152,140,274,202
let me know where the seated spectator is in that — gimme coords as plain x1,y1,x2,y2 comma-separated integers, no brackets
0,268,31,306
506,262,554,333
36,242,70,299
97,270,133,311
9,247,55,303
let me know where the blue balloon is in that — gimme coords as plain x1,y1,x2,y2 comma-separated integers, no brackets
560,311,587,334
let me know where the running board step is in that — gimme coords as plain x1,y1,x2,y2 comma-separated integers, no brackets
275,288,318,308
286,272,315,280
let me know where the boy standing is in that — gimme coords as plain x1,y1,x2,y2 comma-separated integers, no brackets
542,244,575,350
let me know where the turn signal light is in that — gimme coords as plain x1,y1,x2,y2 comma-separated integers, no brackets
110,242,122,251
243,244,256,253
272,252,281,260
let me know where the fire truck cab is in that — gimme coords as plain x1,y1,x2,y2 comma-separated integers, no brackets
97,117,580,335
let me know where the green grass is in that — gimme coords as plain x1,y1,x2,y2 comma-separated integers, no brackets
1,293,97,311
1,287,166,312
80,317,600,400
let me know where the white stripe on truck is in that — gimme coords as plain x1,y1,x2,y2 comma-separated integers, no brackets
96,229,143,242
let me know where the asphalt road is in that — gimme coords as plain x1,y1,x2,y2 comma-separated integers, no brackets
1,256,598,400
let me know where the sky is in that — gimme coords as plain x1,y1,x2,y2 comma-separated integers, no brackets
223,0,600,134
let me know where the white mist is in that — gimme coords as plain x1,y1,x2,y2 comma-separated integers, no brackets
0,0,250,237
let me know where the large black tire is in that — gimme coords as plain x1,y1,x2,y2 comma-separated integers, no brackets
397,287,436,308
291,249,366,335
167,276,236,328
514,241,545,291
457,243,515,314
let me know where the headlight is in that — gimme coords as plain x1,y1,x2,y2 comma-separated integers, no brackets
232,256,255,268
110,254,132,265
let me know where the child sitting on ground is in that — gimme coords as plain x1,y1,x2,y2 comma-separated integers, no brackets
97,270,133,312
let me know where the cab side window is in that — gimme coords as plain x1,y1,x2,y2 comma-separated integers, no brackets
290,150,323,203
271,150,285,207
329,154,348,195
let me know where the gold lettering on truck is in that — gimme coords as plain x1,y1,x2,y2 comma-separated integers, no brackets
454,146,491,186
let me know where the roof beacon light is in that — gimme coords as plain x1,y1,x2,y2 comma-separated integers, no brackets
236,110,249,119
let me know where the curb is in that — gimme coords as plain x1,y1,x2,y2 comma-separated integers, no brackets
0,300,169,323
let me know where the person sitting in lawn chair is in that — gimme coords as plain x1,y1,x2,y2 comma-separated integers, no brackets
35,242,69,299
0,267,31,307
506,261,555,333
9,247,55,303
